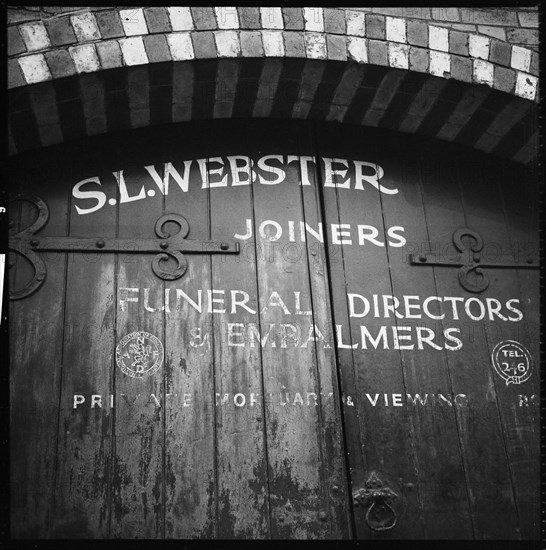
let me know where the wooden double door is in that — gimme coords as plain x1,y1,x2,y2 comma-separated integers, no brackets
9,120,539,539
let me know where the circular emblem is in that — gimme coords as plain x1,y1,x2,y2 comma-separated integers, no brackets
491,340,533,386
116,331,164,378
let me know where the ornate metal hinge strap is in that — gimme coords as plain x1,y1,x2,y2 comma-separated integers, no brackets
9,194,239,300
410,227,539,293
353,472,398,532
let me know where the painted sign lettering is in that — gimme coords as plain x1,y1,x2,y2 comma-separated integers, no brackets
72,155,396,215
491,340,533,385
115,331,164,378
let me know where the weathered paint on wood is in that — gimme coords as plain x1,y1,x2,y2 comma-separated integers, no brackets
316,126,426,539
418,146,515,538
248,121,341,538
8,120,539,540
208,121,270,538
111,135,166,538
9,166,68,537
163,125,217,538
52,151,116,538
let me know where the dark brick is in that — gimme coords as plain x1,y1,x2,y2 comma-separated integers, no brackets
327,34,347,61
8,26,26,56
44,16,77,46
409,46,429,72
237,7,260,29
191,31,216,58
95,10,124,39
7,8,41,24
324,8,346,34
283,31,304,57
8,58,26,87
367,38,387,66
143,34,172,63
431,7,460,21
144,7,171,34
44,49,77,79
407,20,428,47
241,31,264,56
96,40,123,69
506,28,538,46
191,7,217,31
449,30,468,56
529,51,539,76
460,8,517,26
489,39,511,67
450,55,473,83
404,7,430,18
493,65,516,94
365,14,385,40
282,8,304,30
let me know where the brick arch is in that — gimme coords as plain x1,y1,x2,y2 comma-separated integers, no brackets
8,7,539,163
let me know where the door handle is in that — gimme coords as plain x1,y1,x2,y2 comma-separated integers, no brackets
353,472,398,532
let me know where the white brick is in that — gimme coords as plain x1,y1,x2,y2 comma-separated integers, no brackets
515,72,537,100
388,42,409,69
214,7,239,29
511,45,532,72
260,7,284,29
473,59,494,86
304,32,326,59
346,10,365,37
347,36,367,63
168,7,195,31
428,25,449,52
71,12,101,41
167,33,194,61
429,51,451,76
303,7,324,32
215,30,240,57
261,30,284,56
18,54,51,84
19,22,51,51
69,44,100,73
386,17,406,43
119,8,148,36
469,34,490,60
119,37,149,66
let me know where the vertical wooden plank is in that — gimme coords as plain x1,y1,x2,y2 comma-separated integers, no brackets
163,123,217,538
381,135,507,538
418,144,522,538
299,123,352,538
50,146,117,538
9,154,68,537
459,154,539,539
498,161,540,539
208,120,270,537
315,124,425,539
110,131,165,538
248,119,336,538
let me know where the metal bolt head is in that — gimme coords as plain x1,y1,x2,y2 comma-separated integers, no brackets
419,255,426,262
526,258,533,264
96,240,105,249
160,241,168,249
30,239,39,247
220,242,229,251
473,254,481,262
36,274,44,282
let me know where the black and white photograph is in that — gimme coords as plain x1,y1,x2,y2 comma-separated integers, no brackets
4,4,541,543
